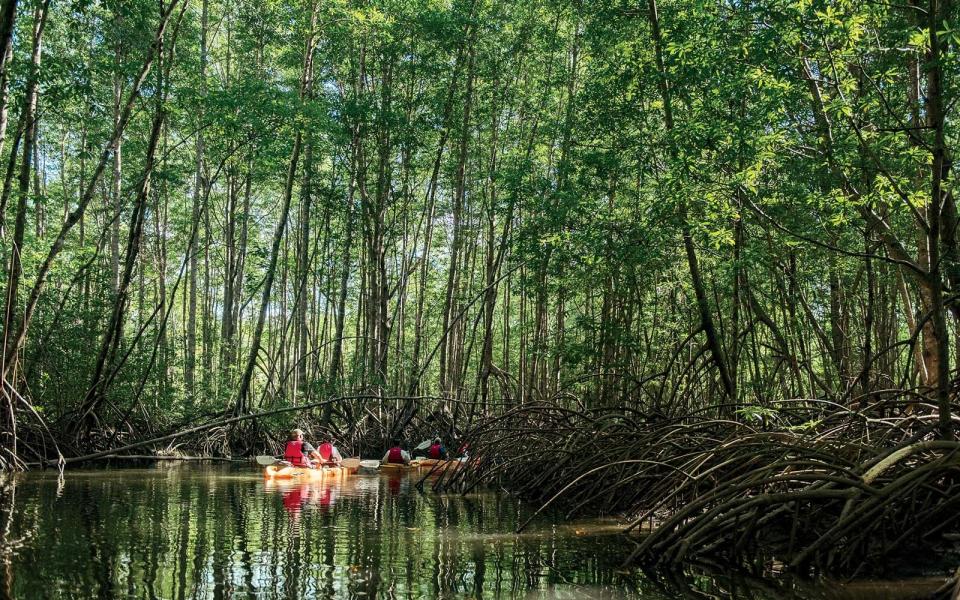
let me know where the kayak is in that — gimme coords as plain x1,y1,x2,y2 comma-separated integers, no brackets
264,465,348,479
416,458,462,470
264,465,349,480
340,457,362,473
360,459,465,473
358,459,381,473
380,462,414,472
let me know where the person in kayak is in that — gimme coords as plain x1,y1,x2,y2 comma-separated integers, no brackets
382,439,411,464
427,437,447,460
284,428,323,467
316,435,343,466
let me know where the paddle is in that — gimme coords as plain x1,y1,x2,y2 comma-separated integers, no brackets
256,455,280,466
359,459,380,470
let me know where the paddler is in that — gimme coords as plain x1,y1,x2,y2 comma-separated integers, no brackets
427,437,447,460
284,428,323,468
316,435,343,466
382,439,411,464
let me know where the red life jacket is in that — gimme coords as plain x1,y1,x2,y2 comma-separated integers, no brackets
429,444,442,459
284,440,307,467
387,447,404,463
318,442,333,461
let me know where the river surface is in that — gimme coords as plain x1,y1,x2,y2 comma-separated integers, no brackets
0,464,944,599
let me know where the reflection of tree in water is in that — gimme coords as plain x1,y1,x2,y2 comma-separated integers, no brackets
281,504,302,599
0,475,15,549
1,468,643,597
0,475,30,598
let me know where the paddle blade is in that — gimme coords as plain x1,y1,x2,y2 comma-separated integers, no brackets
255,455,279,466
359,459,380,469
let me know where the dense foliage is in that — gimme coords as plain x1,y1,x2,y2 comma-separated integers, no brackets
0,0,958,462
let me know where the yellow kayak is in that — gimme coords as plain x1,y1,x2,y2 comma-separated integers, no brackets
372,460,465,472
380,462,414,472
264,465,349,480
416,458,462,470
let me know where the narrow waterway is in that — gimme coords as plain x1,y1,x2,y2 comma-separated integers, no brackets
0,464,943,599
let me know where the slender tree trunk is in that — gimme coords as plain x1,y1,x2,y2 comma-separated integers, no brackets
439,42,475,397
110,70,122,294
1,0,183,383
296,135,314,398
0,0,19,157
77,105,166,428
235,134,302,414
155,124,169,399
1,0,49,376
325,137,358,418
234,0,315,415
407,35,467,396
479,76,503,411
924,0,953,439
646,0,735,403
220,169,236,378
185,0,208,396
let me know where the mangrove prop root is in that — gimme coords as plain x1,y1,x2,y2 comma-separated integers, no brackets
446,396,960,576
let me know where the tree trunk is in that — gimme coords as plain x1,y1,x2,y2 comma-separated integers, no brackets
234,0,315,415
1,0,184,383
407,33,468,396
296,134,314,399
325,135,358,423
646,0,735,404
110,71,122,294
0,0,18,157
1,0,49,376
185,0,208,397
924,0,953,439
76,104,166,429
439,42,474,397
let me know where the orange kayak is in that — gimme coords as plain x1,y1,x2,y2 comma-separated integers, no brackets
264,465,349,480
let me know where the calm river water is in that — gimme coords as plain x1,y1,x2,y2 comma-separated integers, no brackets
0,464,944,599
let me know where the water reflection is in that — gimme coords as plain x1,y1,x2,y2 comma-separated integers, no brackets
265,479,339,516
0,465,641,599
0,465,945,599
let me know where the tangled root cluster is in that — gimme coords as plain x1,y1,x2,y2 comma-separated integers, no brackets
450,395,960,576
